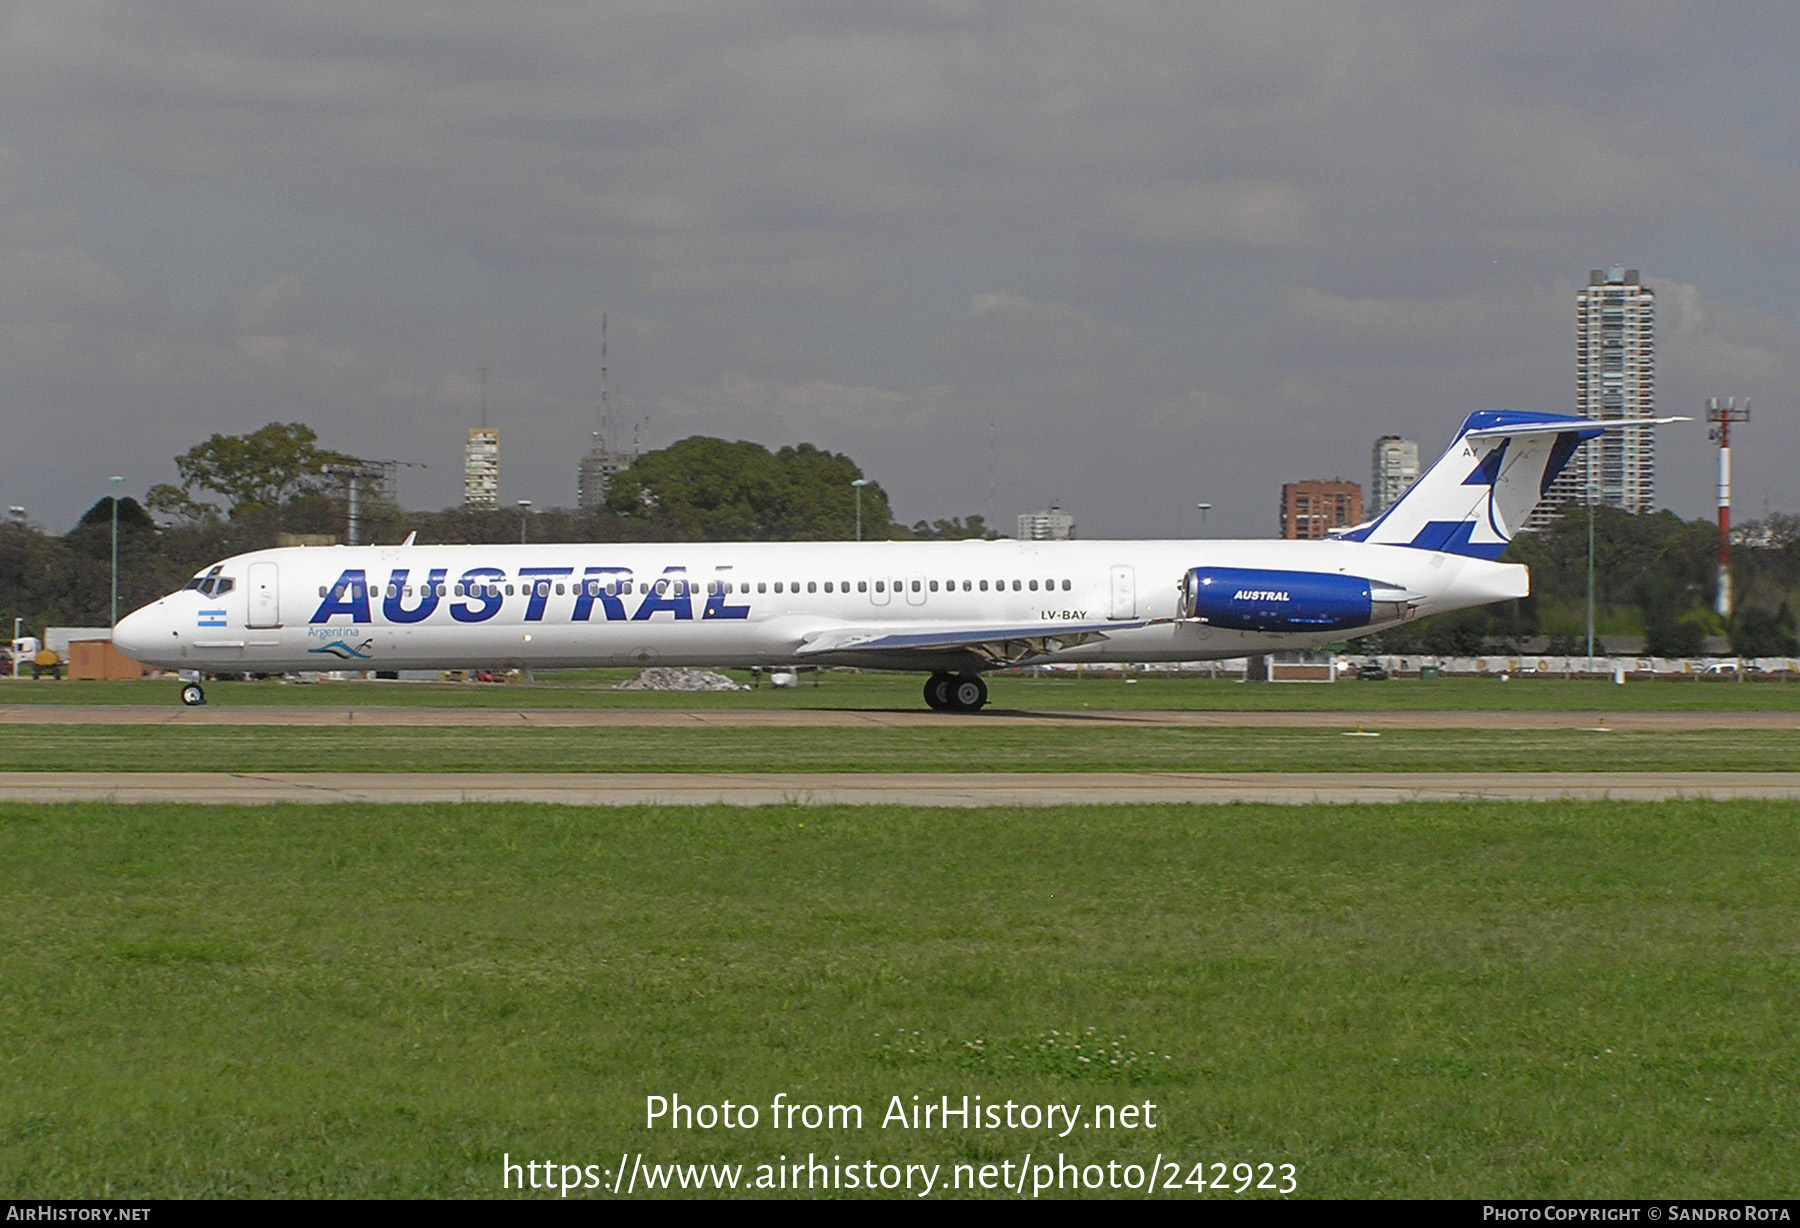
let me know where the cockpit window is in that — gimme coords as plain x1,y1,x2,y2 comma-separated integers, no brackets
185,566,233,597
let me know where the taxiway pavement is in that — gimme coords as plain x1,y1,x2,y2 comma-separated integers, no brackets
5,771,1799,806
3,705,1798,730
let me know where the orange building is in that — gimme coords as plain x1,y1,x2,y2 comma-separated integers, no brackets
1280,479,1363,540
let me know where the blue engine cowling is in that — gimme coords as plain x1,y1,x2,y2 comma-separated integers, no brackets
1181,567,1378,633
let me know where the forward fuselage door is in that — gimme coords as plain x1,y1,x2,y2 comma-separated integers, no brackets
247,561,280,628
1108,565,1136,620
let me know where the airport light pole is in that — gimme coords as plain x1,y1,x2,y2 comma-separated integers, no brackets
517,500,532,545
1586,478,1596,671
109,475,123,627
851,479,869,542
1195,502,1211,537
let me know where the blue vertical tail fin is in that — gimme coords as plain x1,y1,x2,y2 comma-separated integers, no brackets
1338,411,1608,559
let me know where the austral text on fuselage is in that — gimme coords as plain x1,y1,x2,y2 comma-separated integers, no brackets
308,565,753,625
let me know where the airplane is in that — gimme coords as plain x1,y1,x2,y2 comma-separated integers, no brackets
113,410,1683,710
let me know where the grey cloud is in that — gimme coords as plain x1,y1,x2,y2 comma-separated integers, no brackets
1,3,1796,535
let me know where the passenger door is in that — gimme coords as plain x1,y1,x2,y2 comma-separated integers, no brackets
247,562,280,628
1108,565,1136,620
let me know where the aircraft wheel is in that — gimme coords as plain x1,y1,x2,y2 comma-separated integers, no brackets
180,683,206,707
923,672,954,711
948,674,988,712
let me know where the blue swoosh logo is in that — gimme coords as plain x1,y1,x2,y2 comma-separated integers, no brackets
307,639,375,661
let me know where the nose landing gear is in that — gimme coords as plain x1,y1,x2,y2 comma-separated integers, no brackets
923,671,988,712
180,683,206,707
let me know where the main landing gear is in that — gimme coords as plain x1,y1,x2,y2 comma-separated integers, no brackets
180,683,206,707
923,671,988,713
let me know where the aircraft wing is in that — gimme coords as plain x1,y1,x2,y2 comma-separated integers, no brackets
794,619,1159,667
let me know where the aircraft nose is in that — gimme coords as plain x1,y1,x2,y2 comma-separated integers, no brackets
113,604,163,662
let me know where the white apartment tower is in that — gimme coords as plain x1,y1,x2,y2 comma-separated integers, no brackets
1016,504,1075,541
1530,266,1656,528
1370,435,1420,516
464,427,499,510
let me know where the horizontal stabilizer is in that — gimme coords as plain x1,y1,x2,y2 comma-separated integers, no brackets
1462,415,1690,440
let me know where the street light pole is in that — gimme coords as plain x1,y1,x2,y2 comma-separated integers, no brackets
851,479,869,542
517,500,532,544
109,475,123,627
1195,502,1211,538
1586,486,1596,670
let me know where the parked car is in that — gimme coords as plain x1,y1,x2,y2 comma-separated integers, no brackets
1357,663,1389,681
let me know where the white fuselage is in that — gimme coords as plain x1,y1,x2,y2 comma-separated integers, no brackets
114,537,1528,675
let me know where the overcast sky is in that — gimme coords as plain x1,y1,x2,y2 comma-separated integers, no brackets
2,2,1796,538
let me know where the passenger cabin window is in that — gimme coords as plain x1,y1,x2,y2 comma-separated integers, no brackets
807,581,817,594
1012,580,1022,591
1062,579,1072,591
822,582,832,593
874,581,884,593
858,581,867,592
911,580,921,592
1029,580,1038,591
979,580,988,591
928,580,938,592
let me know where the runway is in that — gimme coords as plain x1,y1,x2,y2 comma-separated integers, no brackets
5,771,1800,806
3,705,1799,730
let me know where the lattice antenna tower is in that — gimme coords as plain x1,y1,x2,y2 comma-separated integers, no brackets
597,311,609,449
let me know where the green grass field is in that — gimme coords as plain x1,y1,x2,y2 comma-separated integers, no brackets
7,724,1798,774
6,670,1800,711
3,799,1797,1198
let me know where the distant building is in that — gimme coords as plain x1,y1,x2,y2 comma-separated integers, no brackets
1529,265,1657,529
576,437,634,511
1370,436,1420,516
1016,504,1075,541
1280,479,1362,540
464,427,499,510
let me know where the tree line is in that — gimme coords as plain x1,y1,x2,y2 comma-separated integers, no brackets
5,421,1793,654
1359,506,1799,657
1,423,995,636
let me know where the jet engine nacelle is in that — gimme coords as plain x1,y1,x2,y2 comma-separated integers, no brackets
1180,567,1410,633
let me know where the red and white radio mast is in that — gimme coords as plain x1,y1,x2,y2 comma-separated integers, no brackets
1705,396,1750,617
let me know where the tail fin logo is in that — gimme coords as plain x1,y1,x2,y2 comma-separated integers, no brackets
1340,411,1613,560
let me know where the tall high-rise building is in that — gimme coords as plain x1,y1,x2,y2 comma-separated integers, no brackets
1280,479,1362,539
464,427,499,510
1529,266,1656,528
1370,435,1420,516
577,437,633,510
